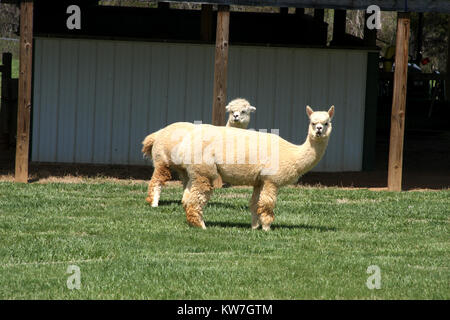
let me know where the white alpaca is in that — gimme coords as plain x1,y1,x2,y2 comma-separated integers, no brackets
142,98,256,207
225,98,256,128
145,105,334,230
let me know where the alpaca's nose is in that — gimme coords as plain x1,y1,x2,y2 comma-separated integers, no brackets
233,114,239,119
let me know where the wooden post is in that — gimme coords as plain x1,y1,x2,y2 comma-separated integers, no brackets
157,2,169,10
280,7,289,15
415,13,424,64
15,0,34,183
1,53,12,146
446,17,450,101
0,53,12,94
332,9,346,44
211,5,230,127
295,8,305,16
201,4,213,42
364,12,377,47
314,9,325,22
211,5,230,188
387,12,411,192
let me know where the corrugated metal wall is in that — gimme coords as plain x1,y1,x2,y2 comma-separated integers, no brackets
32,37,368,171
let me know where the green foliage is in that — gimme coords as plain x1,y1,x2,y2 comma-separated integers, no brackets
0,182,448,299
0,4,19,58
418,13,449,71
377,12,448,72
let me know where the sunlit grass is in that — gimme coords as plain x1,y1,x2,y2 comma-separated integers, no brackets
0,182,448,299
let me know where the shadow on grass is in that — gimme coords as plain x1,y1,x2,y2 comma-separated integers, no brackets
158,200,181,206
157,200,245,210
207,221,336,232
207,202,247,210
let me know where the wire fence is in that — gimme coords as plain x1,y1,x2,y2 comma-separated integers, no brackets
0,37,19,42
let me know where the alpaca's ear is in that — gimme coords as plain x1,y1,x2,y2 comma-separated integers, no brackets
328,105,335,119
306,105,314,118
248,106,256,113
225,104,231,112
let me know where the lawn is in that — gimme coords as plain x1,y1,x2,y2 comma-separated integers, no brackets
0,181,448,299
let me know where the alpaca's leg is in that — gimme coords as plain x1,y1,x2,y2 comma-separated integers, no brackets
250,184,262,230
178,170,191,205
177,169,189,191
181,187,191,207
146,164,172,207
256,181,277,231
182,176,213,229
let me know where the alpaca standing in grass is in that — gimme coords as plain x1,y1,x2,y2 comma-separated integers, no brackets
147,105,334,230
142,98,256,207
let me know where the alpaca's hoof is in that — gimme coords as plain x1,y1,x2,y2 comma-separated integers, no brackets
262,225,271,231
146,197,159,207
251,215,260,230
251,223,260,230
188,220,207,229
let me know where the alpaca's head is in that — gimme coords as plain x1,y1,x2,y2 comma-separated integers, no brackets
306,105,335,140
226,98,256,128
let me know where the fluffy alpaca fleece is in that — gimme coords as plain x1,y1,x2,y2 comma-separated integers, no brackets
225,98,256,129
142,98,256,207
145,105,334,230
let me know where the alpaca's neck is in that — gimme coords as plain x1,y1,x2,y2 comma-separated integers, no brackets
226,120,248,129
294,135,329,176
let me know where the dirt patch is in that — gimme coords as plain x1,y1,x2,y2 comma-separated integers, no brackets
0,166,447,192
299,170,449,191
0,162,448,191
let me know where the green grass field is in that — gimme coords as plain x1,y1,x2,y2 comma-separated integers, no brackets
0,181,448,299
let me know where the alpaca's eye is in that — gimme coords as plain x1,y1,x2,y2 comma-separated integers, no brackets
241,110,246,114
325,122,328,126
